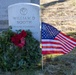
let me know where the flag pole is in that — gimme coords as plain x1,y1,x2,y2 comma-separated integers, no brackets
42,54,43,70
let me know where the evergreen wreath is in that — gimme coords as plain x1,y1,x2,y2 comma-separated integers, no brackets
0,29,41,71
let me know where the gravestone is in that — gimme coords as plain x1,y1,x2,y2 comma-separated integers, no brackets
8,3,40,41
31,0,40,4
0,0,31,31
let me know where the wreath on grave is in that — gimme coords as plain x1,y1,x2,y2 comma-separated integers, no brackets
0,28,41,71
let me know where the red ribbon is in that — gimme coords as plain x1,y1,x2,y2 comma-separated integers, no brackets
11,30,27,48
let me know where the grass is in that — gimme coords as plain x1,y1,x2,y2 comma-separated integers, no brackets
43,49,76,75
0,69,43,75
70,0,76,6
67,32,76,39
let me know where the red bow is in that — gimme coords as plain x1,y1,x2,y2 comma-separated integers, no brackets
11,30,27,48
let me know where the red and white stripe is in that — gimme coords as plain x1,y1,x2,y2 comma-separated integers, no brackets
42,32,76,55
42,39,66,54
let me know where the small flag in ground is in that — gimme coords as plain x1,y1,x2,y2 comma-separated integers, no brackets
41,22,76,55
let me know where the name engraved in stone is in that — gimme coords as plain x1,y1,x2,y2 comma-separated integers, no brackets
13,16,35,20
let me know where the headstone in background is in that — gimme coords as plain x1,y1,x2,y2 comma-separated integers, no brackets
0,0,40,31
8,3,40,41
31,0,40,4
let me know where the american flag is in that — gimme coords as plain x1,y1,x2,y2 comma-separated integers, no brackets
41,22,76,55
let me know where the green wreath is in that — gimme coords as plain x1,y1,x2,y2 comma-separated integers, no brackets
0,29,41,71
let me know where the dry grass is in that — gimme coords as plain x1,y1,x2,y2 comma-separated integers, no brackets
41,0,76,34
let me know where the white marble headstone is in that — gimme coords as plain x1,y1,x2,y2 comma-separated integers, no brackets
8,3,40,41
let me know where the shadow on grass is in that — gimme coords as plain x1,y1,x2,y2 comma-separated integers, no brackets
67,32,76,39
41,0,67,8
43,48,76,75
0,69,43,75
